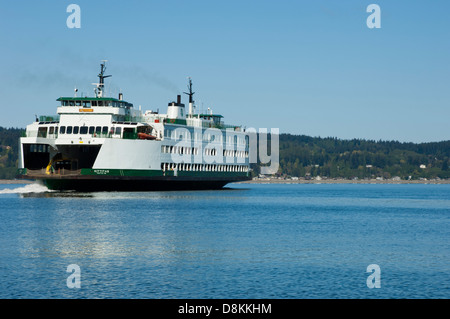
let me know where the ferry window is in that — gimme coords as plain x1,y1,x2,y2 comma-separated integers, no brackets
73,126,79,134
60,126,66,134
102,126,108,134
98,101,104,107
75,101,82,106
95,126,101,134
87,126,93,134
69,101,75,106
115,127,121,135
83,101,91,108
80,126,88,134
49,127,54,134
105,101,111,107
66,126,73,134
91,101,97,107
62,101,69,106
38,127,48,138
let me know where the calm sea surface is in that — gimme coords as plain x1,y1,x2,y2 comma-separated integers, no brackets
0,182,449,299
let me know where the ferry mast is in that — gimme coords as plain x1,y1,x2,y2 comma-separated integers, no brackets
93,60,111,98
184,77,195,117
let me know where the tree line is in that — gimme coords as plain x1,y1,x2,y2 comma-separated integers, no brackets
0,127,23,179
258,134,450,180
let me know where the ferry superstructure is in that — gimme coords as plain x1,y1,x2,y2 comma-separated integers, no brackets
17,62,251,191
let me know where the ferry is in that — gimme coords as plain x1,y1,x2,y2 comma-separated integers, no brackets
17,62,251,191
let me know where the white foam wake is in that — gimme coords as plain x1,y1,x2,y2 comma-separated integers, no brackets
0,182,51,194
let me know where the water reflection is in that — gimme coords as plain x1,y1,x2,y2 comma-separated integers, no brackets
17,188,250,262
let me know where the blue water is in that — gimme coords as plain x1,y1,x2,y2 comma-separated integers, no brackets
0,182,449,299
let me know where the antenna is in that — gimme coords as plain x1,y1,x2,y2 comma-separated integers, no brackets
93,60,112,97
183,77,195,117
183,77,195,103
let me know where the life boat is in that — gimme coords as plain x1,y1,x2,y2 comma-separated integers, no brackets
138,132,157,140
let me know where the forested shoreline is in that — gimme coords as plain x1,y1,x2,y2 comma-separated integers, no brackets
0,127,22,179
255,134,450,180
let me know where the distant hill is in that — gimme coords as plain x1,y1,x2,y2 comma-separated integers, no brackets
268,134,450,180
1,127,449,180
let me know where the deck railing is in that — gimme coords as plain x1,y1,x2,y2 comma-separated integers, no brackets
25,168,82,177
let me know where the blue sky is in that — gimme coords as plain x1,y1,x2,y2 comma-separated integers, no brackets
0,0,449,142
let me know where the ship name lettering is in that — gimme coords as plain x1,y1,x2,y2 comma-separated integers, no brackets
93,169,109,175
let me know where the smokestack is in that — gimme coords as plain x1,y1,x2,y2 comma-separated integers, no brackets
177,94,181,105
119,93,123,101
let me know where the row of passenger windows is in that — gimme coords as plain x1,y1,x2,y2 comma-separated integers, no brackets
61,100,131,108
161,145,248,158
161,163,248,172
59,126,121,135
162,145,199,155
164,129,248,146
